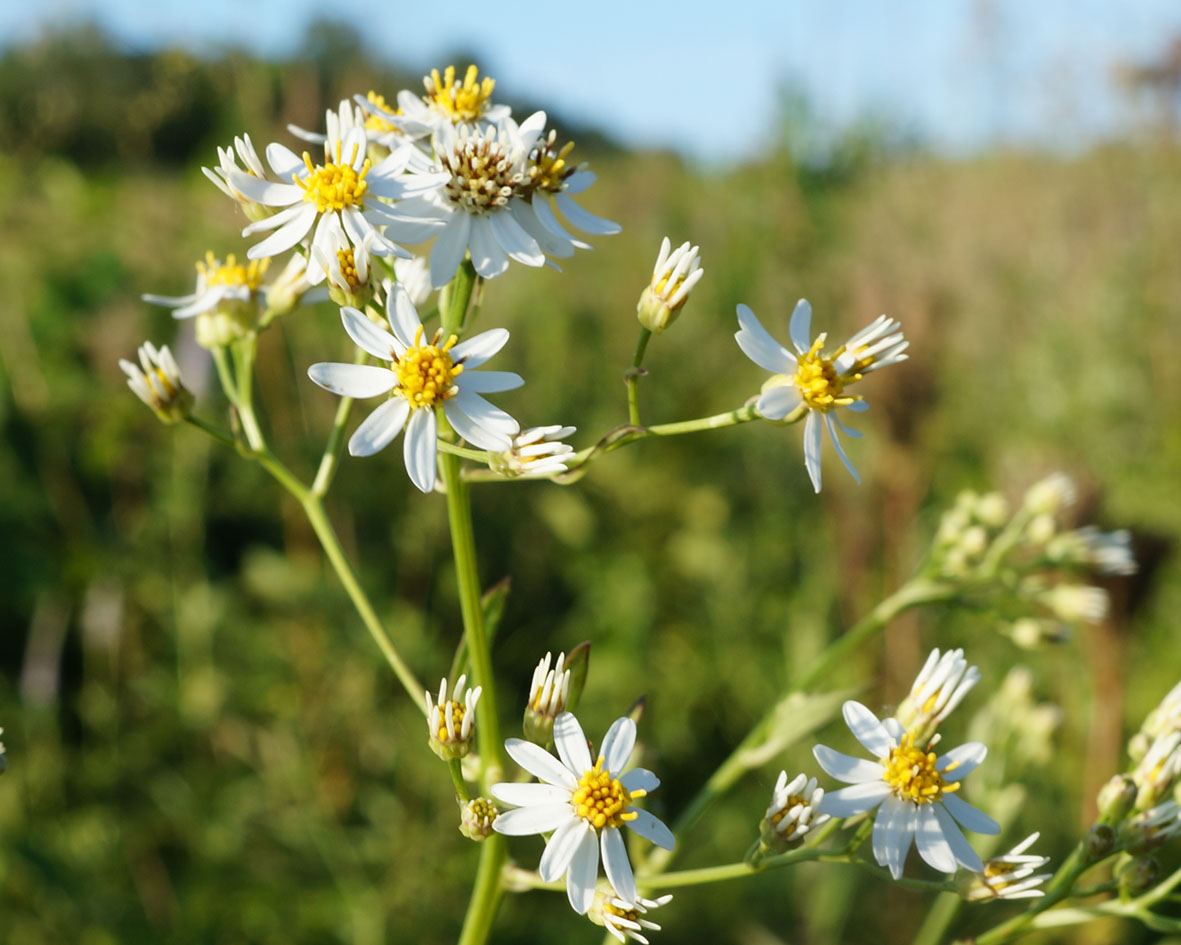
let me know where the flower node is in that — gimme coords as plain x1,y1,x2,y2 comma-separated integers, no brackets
424,65,496,122
884,732,958,804
572,758,641,829
298,146,371,213
396,326,463,408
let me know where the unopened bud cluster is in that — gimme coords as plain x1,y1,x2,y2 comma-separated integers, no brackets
459,797,498,841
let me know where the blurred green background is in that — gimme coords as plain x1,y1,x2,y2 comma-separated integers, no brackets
1,25,1179,945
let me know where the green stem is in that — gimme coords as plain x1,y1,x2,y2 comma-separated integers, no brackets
974,844,1087,945
457,835,507,945
211,345,239,403
299,493,426,713
912,891,963,945
442,260,477,335
449,758,471,803
232,336,266,451
438,441,491,463
312,346,369,498
626,328,652,426
185,415,236,448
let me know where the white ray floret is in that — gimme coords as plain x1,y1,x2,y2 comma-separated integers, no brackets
307,282,522,493
896,648,981,739
491,711,675,914
762,771,830,848
734,299,908,493
965,832,1051,901
494,425,577,478
228,126,448,285
814,700,999,879
595,892,673,944
119,342,192,423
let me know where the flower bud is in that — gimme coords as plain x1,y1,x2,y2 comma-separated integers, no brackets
975,492,1010,528
1118,855,1160,897
490,426,577,479
524,650,572,745
636,237,703,333
962,832,1050,901
895,648,980,743
119,342,194,424
1041,584,1108,624
1131,731,1181,810
1086,823,1116,860
1023,473,1076,517
1097,775,1138,825
589,890,672,942
264,252,314,318
195,307,253,349
758,771,829,854
459,797,498,841
1007,617,1069,649
425,675,482,761
1120,801,1181,853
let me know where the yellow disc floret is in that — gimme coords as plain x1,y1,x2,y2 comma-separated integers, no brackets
297,140,371,213
336,248,361,288
794,337,859,412
883,732,961,804
528,130,577,195
434,700,466,743
424,65,496,123
571,758,645,829
395,325,463,409
364,90,401,133
197,251,269,290
769,793,809,837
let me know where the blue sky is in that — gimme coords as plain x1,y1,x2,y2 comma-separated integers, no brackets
5,0,1181,163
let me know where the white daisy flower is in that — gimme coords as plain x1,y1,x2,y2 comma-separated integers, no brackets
143,252,271,348
307,283,522,492
491,425,577,478
426,674,482,761
637,237,704,333
366,65,511,141
895,648,981,742
229,126,448,285
592,892,673,944
509,129,620,263
964,832,1051,901
491,711,675,914
759,771,830,852
735,299,908,492
394,113,549,287
120,342,193,424
814,700,999,879
201,133,273,221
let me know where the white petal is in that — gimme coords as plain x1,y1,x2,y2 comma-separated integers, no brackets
816,781,891,818
451,328,509,368
458,370,524,394
842,701,893,758
789,299,813,353
601,827,637,904
511,199,577,256
490,782,571,808
757,384,801,421
492,804,574,836
554,191,621,235
386,282,424,349
881,717,906,742
566,825,600,915
247,204,318,258
224,170,301,205
599,717,637,775
340,306,398,360
539,818,592,882
735,304,794,374
468,216,509,280
873,794,899,874
402,407,437,493
307,362,396,398
504,738,577,789
532,194,587,245
915,803,958,873
938,742,987,780
450,389,519,435
442,400,512,451
803,411,823,493
941,794,1000,835
884,796,918,879
242,200,309,235
554,711,592,775
620,768,660,794
429,213,471,289
265,142,305,180
347,398,410,456
489,210,545,266
565,169,595,194
933,803,984,871
823,412,861,484
624,808,675,850
813,744,884,784
846,399,870,413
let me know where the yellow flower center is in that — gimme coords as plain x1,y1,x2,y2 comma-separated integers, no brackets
424,64,496,123
603,899,642,923
440,131,523,213
769,794,809,836
297,141,371,213
335,248,362,288
571,757,645,829
395,326,463,409
883,732,961,804
793,337,859,412
434,700,466,742
363,90,400,133
197,251,269,290
528,131,577,195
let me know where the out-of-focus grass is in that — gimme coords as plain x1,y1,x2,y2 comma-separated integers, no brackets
0,33,1178,945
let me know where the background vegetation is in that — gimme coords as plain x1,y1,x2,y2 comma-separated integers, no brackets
0,26,1177,945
